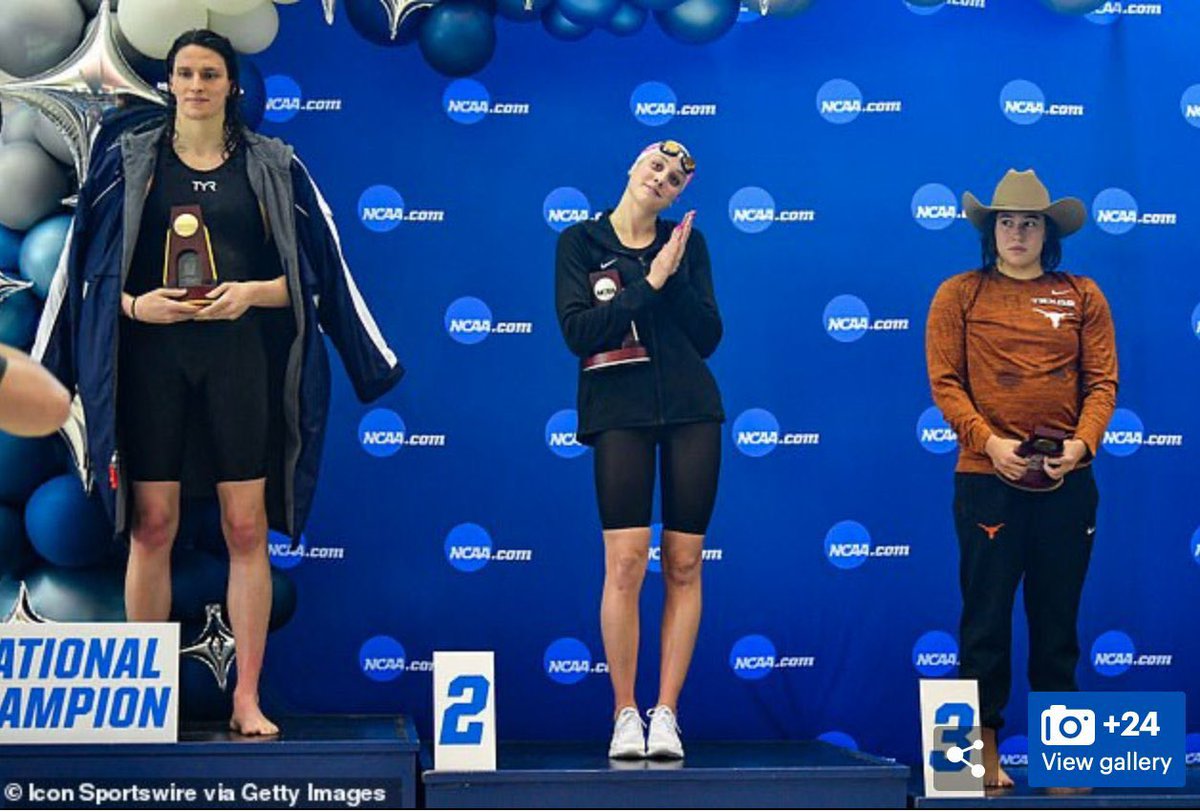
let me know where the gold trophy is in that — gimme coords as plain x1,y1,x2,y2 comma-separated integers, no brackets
163,204,217,303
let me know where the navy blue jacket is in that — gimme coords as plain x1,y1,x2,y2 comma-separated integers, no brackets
34,116,403,538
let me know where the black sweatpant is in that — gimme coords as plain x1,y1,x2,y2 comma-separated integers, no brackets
953,467,1099,731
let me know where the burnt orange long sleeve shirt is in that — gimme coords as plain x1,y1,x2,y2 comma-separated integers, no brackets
925,269,1119,474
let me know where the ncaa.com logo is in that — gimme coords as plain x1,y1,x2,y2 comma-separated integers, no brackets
999,79,1085,125
544,638,607,685
358,408,447,458
1102,407,1183,457
824,295,910,343
912,631,959,677
543,187,594,233
545,409,587,459
732,408,819,457
647,523,723,574
358,636,433,682
444,297,533,344
630,81,717,127
267,530,345,569
1091,630,1172,677
1087,1,1163,24
999,735,1029,768
263,75,343,124
912,184,966,231
1091,188,1177,235
358,185,445,233
816,79,902,124
442,79,530,125
444,522,533,573
905,0,986,14
727,187,815,234
917,406,958,454
729,634,815,681
1180,85,1200,128
824,520,911,570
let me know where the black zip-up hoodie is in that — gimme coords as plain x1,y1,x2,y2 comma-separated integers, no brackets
555,212,724,443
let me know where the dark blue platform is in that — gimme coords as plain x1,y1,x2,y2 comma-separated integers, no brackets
913,767,1200,809
0,716,418,809
422,740,909,808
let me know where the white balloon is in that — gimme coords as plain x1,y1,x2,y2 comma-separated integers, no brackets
209,3,280,54
117,0,209,60
204,0,266,13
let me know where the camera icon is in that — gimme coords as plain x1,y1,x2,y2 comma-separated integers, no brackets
1041,705,1095,746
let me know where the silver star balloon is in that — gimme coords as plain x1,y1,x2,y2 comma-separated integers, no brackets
0,272,34,305
0,4,164,182
181,603,237,692
2,582,49,624
380,0,436,39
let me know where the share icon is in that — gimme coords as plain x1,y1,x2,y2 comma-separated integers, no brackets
946,739,986,778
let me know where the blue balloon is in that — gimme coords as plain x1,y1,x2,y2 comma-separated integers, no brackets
557,0,619,25
0,505,31,578
542,4,592,39
26,474,114,568
238,57,266,132
18,215,71,299
0,289,39,348
632,0,685,12
0,225,22,273
419,1,498,77
171,548,228,622
0,432,62,504
346,0,432,45
269,569,297,631
606,2,647,33
25,564,125,622
655,0,738,42
496,0,553,22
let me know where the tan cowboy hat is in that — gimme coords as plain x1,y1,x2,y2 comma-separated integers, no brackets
962,169,1085,236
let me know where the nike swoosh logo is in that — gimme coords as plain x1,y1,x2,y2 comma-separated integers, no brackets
1086,526,1096,535
1051,289,1071,296
601,258,618,270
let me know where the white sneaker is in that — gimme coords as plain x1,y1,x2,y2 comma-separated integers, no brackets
608,707,646,759
646,705,684,759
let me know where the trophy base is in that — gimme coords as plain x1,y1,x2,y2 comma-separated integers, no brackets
182,285,216,305
997,462,1064,493
583,347,651,371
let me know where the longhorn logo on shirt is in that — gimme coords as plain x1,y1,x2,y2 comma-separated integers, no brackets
192,181,217,192
1033,308,1071,329
978,523,1005,540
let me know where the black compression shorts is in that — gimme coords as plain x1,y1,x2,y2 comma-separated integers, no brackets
118,320,268,483
592,421,721,534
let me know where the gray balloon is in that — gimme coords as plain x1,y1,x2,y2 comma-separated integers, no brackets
0,142,70,231
0,103,40,145
33,110,75,166
0,0,86,78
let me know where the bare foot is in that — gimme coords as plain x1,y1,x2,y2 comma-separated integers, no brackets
230,695,279,737
980,728,1014,790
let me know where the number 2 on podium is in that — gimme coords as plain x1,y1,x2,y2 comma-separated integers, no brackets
439,674,490,745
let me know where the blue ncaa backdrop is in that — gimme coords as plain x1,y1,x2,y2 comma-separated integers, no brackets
238,0,1197,768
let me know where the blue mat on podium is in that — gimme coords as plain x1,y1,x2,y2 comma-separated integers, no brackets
0,716,418,809
422,740,909,808
912,767,1200,809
